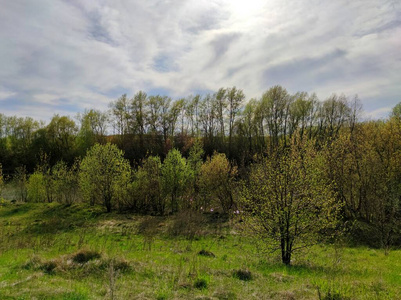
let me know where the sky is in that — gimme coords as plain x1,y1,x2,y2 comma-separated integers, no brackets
0,0,400,121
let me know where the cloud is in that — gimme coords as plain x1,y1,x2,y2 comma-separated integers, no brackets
0,0,400,121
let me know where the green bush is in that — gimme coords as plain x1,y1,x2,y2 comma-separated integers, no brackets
27,172,46,202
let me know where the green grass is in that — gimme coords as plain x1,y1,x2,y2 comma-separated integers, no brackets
0,201,400,299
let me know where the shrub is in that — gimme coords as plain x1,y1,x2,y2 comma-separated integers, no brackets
41,260,58,274
233,269,252,281
72,250,101,264
27,172,47,202
194,276,209,289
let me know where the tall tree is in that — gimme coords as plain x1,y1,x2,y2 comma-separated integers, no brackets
130,91,148,149
226,87,245,156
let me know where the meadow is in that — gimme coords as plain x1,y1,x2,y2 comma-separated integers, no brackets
0,200,400,300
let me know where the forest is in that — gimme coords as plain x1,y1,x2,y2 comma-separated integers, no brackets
1,85,401,298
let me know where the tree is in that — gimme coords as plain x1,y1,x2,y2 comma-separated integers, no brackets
131,155,163,214
46,115,78,163
391,101,401,120
109,94,130,136
241,139,341,265
199,152,237,213
262,86,291,149
161,149,191,213
27,171,46,202
79,143,131,212
226,87,245,156
130,91,148,148
77,109,108,152
52,160,80,205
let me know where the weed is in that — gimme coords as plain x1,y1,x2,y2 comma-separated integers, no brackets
194,277,208,289
41,260,58,274
72,250,101,263
233,269,252,281
198,249,215,257
168,210,206,239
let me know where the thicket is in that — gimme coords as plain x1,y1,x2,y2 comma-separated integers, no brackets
1,85,401,263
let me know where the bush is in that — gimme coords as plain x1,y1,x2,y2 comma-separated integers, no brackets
41,260,58,274
233,269,252,281
72,250,101,264
194,276,209,289
27,172,47,202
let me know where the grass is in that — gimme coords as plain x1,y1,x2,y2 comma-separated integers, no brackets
0,201,400,299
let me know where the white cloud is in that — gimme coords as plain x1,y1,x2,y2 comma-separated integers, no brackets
0,0,400,121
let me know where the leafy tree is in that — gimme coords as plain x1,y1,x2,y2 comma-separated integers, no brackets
199,152,237,213
130,91,147,147
109,94,130,136
327,121,401,249
46,115,78,163
77,109,108,153
241,139,341,265
187,139,205,208
79,143,131,212
391,102,401,119
261,85,291,149
52,160,80,205
27,171,46,202
131,156,163,214
161,149,191,213
227,87,245,156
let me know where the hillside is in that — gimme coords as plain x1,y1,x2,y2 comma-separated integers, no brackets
0,201,400,299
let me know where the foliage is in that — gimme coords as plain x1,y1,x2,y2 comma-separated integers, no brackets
130,155,163,214
13,165,28,202
326,120,401,249
391,101,401,120
79,143,131,212
161,149,192,213
199,152,237,213
241,139,341,265
52,160,80,205
27,171,47,202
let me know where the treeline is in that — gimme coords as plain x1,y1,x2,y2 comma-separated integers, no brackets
1,85,362,173
1,85,401,252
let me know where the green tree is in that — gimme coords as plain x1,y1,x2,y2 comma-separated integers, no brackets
161,149,191,213
79,143,131,212
27,171,46,202
241,139,341,265
52,160,80,205
77,109,108,153
199,152,237,213
131,156,163,214
391,102,401,119
226,87,245,156
46,115,78,163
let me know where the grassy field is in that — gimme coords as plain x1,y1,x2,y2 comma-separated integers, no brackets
0,201,400,300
